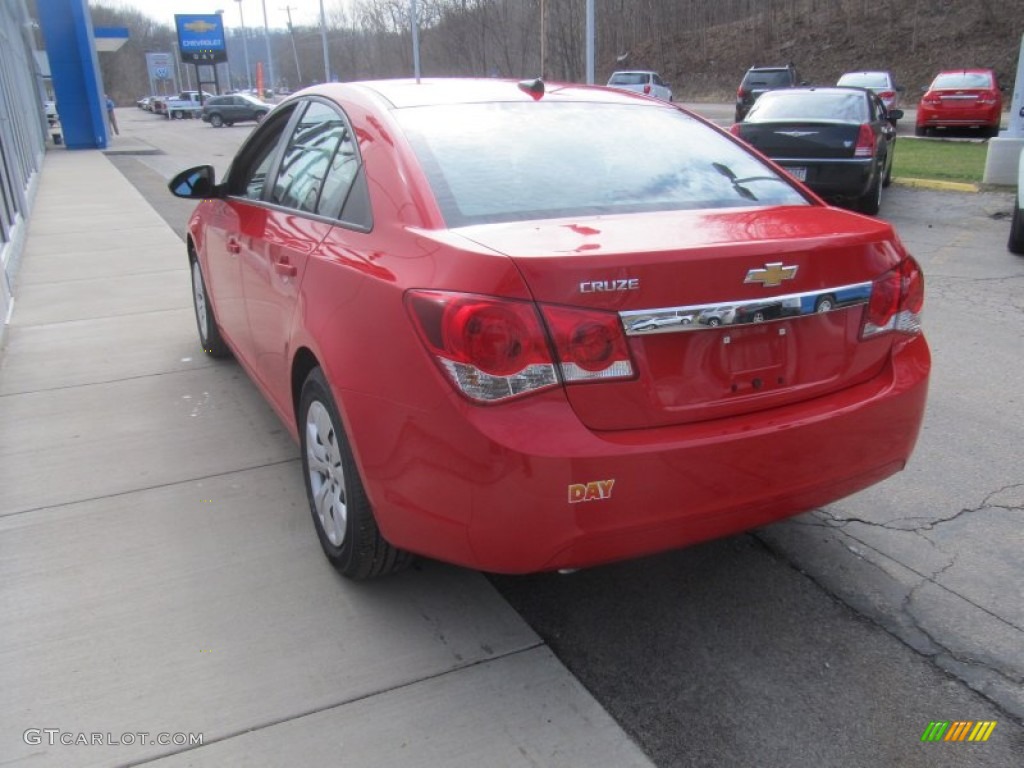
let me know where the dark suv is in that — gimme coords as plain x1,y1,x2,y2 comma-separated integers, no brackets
201,94,270,128
735,65,802,122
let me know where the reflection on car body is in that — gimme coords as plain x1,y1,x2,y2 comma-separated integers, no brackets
168,78,929,581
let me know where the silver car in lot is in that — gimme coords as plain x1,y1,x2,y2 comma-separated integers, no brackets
836,70,903,116
606,70,673,101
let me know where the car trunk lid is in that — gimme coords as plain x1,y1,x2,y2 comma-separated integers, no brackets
455,206,904,430
738,121,863,159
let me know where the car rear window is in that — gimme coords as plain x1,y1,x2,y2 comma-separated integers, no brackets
608,73,649,86
931,72,993,89
743,70,792,88
394,102,808,227
746,91,867,122
837,72,889,88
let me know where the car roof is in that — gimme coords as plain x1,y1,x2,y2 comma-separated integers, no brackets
839,70,892,77
300,78,663,109
746,65,794,71
758,86,869,99
610,70,659,75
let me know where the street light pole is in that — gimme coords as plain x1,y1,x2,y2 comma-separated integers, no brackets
235,0,252,91
319,0,330,82
410,0,420,81
261,0,276,93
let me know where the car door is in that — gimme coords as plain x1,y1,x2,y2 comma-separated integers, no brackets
240,99,353,418
206,103,298,363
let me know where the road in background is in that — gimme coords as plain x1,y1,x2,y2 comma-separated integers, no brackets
104,107,1023,767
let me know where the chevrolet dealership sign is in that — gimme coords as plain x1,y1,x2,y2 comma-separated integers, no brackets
174,14,227,64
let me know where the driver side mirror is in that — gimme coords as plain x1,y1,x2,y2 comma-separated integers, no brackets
889,109,904,121
168,165,221,199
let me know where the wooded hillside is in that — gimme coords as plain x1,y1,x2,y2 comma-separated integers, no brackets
72,0,1024,104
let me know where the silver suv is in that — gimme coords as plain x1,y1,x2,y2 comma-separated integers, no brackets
606,70,673,102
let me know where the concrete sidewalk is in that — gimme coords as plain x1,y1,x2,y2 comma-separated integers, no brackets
0,149,653,767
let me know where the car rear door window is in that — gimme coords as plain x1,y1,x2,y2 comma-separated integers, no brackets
270,101,348,213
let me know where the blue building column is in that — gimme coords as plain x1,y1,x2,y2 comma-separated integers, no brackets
37,0,108,149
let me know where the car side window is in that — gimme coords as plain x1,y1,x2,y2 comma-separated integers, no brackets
654,74,666,87
270,101,348,213
316,116,361,219
227,104,297,200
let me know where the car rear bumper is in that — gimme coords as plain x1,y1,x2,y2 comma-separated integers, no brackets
349,334,930,574
917,107,1001,128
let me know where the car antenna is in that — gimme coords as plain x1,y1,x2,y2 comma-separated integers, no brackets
518,78,545,100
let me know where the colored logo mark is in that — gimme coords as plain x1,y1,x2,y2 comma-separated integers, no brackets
920,721,997,742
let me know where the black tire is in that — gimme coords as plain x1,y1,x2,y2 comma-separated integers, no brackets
1009,195,1024,255
299,367,411,580
189,256,231,358
857,172,882,216
209,114,223,128
882,147,894,188
914,125,926,137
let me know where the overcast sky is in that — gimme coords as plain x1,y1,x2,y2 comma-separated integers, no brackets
93,0,344,33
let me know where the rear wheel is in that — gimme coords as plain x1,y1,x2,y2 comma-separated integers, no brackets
1009,195,1024,255
882,148,894,188
914,125,926,137
209,114,223,128
299,367,411,580
856,172,882,216
190,257,231,358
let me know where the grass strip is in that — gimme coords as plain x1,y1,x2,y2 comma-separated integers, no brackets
893,138,989,183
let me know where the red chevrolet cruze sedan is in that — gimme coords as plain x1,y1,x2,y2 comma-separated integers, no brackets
916,69,1003,137
170,79,930,579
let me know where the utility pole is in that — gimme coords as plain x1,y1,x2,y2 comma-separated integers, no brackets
281,5,303,86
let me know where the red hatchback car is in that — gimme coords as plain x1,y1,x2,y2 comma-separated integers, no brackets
170,79,930,579
916,69,1003,137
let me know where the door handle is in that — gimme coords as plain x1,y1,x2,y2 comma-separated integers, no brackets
226,239,241,254
274,259,298,277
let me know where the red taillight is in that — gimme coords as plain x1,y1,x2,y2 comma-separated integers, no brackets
643,83,651,95
737,87,748,99
878,90,895,100
854,124,876,157
862,257,924,338
540,305,634,382
921,92,941,106
729,123,742,136
406,291,634,403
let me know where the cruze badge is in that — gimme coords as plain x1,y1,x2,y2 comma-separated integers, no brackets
579,278,639,293
744,262,798,288
568,479,615,503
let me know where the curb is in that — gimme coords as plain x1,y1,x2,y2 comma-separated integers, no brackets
892,177,979,193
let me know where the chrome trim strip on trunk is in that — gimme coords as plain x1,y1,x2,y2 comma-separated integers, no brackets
620,281,873,335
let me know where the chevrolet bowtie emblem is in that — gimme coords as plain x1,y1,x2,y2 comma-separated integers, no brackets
744,262,798,287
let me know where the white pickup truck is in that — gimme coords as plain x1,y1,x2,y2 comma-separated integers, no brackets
153,91,213,120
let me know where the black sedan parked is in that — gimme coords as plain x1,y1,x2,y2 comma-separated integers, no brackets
731,87,901,215
201,94,271,128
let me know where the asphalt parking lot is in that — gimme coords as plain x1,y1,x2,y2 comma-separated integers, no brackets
2,106,1021,767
